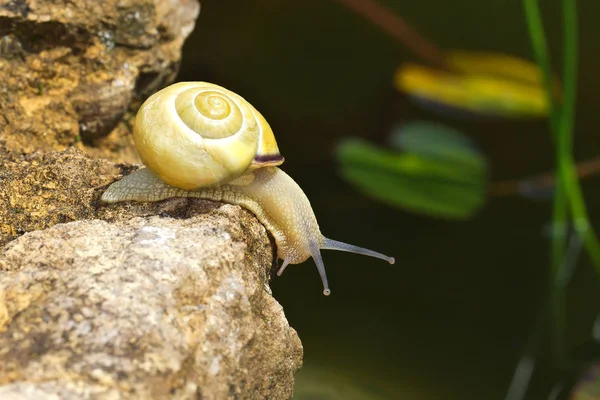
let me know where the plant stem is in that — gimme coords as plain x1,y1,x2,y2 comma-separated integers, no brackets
523,0,600,372
522,0,568,366
558,0,600,271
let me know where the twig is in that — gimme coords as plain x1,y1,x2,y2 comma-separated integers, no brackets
331,0,446,67
489,157,600,198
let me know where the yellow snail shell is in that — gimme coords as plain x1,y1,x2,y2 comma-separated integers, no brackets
133,81,283,190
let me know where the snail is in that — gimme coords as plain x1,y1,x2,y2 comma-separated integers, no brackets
101,82,395,295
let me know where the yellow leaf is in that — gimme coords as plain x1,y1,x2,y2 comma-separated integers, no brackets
394,50,557,119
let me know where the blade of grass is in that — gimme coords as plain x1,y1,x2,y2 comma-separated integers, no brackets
523,0,600,373
558,0,600,270
522,0,568,366
526,0,600,283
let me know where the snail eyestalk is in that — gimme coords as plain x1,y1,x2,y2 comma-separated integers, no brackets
321,237,396,264
310,243,331,296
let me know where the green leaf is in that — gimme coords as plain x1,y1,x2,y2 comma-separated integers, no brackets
388,121,485,169
336,131,488,220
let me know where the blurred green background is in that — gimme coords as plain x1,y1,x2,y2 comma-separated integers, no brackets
176,1,600,399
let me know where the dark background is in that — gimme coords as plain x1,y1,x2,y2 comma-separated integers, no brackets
177,1,600,398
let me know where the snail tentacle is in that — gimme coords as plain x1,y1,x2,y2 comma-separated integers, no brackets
277,259,291,276
309,242,331,296
321,238,396,265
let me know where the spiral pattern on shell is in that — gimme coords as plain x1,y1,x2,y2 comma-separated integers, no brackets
132,82,283,190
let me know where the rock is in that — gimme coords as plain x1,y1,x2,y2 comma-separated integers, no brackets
0,143,305,398
0,0,200,163
0,142,124,246
0,216,303,399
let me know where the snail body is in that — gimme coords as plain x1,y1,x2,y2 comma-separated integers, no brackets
101,82,394,295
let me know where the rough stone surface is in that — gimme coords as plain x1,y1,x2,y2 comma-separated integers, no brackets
0,141,235,247
0,140,304,399
0,0,200,163
0,216,302,399
0,141,125,245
